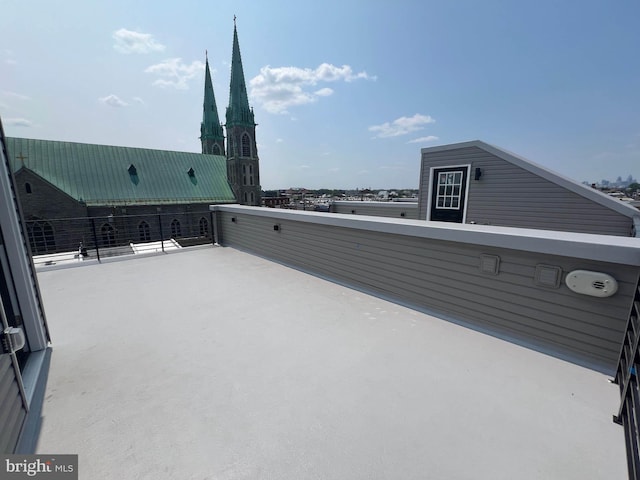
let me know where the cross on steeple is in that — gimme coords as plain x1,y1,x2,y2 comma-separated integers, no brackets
16,152,27,165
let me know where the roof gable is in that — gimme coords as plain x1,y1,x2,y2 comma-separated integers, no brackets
6,137,236,206
421,140,639,220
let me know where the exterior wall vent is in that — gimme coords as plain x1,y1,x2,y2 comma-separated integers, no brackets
534,265,562,288
479,254,500,275
565,270,618,298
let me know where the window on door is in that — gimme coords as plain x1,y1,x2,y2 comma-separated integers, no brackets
436,171,464,209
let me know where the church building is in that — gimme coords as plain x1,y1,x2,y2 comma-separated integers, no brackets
201,21,261,206
5,21,261,255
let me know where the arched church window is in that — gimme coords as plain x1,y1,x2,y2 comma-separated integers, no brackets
241,133,251,157
100,223,115,247
139,221,150,242
249,165,254,186
199,217,209,237
25,183,32,194
243,192,248,203
27,220,56,253
242,165,247,186
250,192,255,205
212,144,221,155
171,219,182,238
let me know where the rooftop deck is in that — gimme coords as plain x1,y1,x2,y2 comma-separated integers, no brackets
35,246,625,479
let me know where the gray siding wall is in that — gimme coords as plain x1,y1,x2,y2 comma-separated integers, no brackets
0,355,27,453
331,201,419,219
212,206,640,374
418,146,633,236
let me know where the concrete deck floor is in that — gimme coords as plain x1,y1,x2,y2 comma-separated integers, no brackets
36,246,626,479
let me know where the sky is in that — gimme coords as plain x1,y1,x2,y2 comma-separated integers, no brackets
1,0,638,190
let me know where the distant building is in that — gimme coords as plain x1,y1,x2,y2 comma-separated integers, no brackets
6,137,236,254
5,21,262,254
201,21,261,206
417,140,640,236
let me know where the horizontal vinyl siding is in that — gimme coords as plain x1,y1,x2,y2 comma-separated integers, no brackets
418,147,632,236
331,202,419,219
0,355,27,453
216,209,639,374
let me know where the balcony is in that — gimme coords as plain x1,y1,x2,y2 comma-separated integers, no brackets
33,206,640,479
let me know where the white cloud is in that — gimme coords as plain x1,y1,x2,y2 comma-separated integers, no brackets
99,94,128,107
145,58,204,90
5,118,32,127
133,97,145,104
2,91,30,101
369,114,435,139
276,138,283,143
250,63,375,114
314,87,334,97
113,28,165,54
408,135,439,144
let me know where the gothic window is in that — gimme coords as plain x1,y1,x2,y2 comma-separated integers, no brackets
243,192,248,203
213,144,221,155
249,165,254,186
27,221,56,253
25,183,32,194
100,223,115,247
199,217,209,237
171,219,182,238
242,165,247,186
139,221,150,242
241,133,251,157
250,192,255,205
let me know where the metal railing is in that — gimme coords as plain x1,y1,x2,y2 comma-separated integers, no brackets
614,277,640,479
25,211,216,267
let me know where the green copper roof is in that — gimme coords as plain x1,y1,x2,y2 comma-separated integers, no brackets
226,22,255,127
201,54,224,142
6,137,236,206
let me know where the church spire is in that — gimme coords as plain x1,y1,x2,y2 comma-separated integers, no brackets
224,18,261,206
200,52,225,155
226,20,254,127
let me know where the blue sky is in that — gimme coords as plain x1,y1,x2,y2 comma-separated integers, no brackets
1,0,638,189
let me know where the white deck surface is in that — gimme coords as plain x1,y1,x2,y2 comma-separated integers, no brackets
36,246,626,479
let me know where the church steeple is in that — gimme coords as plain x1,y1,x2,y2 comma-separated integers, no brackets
225,18,261,206
226,20,255,127
200,52,225,155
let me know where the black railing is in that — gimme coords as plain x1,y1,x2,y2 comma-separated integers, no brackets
614,277,640,479
25,211,216,266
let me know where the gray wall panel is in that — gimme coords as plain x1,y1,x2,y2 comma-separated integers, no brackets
0,356,27,453
418,146,633,236
214,206,640,373
331,201,419,219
